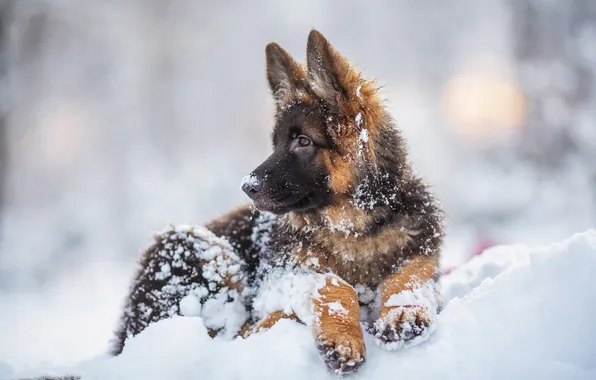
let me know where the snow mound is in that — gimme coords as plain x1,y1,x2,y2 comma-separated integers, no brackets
9,230,596,380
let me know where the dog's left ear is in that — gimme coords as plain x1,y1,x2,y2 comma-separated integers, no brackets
306,30,352,112
266,42,306,108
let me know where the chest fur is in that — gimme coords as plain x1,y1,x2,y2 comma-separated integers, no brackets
289,225,413,286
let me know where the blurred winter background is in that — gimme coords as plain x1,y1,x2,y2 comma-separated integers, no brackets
0,0,594,374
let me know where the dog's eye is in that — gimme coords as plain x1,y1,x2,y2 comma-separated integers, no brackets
297,136,312,147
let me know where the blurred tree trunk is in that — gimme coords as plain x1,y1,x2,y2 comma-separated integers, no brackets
511,0,596,212
0,1,10,241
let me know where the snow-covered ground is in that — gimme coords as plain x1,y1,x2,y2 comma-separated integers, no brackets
2,230,595,380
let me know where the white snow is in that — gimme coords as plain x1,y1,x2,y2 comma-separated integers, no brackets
355,113,364,128
252,270,327,325
383,283,436,310
326,301,348,316
178,293,202,317
5,229,596,380
356,126,369,158
354,284,376,304
240,174,259,190
250,212,277,253
200,289,248,338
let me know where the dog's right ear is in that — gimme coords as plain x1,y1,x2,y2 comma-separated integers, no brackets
306,30,353,114
266,42,305,107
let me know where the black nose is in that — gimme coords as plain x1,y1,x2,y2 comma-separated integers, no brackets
241,173,263,196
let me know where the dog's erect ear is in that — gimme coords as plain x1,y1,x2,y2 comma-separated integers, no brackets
266,42,305,107
306,30,351,111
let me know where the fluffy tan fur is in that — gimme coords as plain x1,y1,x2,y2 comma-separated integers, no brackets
313,276,365,373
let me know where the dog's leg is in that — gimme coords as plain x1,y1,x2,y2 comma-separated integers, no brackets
373,254,441,350
313,275,365,374
110,225,248,355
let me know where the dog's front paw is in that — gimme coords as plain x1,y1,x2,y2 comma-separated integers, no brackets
372,305,433,350
317,332,366,375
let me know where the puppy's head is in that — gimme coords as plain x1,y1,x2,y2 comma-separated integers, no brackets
242,30,385,215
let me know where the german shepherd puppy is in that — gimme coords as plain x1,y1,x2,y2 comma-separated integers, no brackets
111,30,443,375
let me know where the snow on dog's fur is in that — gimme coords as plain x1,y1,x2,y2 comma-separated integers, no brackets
112,30,444,375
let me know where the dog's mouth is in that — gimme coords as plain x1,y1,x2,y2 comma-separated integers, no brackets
253,192,318,214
